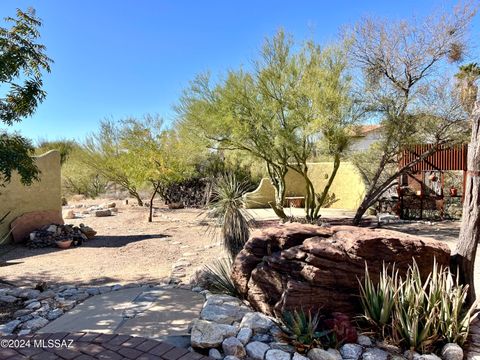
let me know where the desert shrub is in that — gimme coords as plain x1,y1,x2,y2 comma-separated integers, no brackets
202,258,240,298
359,259,478,353
209,173,254,259
276,309,357,353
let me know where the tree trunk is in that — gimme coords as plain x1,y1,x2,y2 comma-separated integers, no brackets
129,190,143,206
148,182,161,223
314,154,341,219
452,103,480,305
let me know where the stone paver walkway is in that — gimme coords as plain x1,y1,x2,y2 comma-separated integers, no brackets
39,286,204,348
0,332,212,359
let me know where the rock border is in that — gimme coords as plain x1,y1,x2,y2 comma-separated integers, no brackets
189,292,464,360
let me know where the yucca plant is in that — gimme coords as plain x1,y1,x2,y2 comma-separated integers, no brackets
358,262,399,337
210,173,253,259
202,257,241,298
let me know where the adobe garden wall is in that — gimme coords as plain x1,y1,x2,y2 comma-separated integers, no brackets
0,150,62,240
243,162,366,210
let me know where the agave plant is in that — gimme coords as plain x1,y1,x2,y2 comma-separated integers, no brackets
358,262,399,336
360,258,478,353
276,308,331,353
210,173,253,259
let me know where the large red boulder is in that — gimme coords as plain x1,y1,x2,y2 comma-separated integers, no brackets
231,223,450,316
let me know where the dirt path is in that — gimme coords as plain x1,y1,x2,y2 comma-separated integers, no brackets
0,203,225,287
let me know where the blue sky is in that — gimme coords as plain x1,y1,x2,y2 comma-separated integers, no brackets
1,0,478,142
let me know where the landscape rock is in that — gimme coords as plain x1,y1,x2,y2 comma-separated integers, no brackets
362,348,389,360
191,320,237,348
21,316,49,331
11,210,64,243
231,223,450,315
308,348,338,360
293,353,309,360
441,343,463,360
64,210,76,219
46,308,64,320
95,209,112,217
327,348,343,360
357,335,373,347
37,290,56,300
245,341,270,360
340,343,364,360
208,348,223,359
236,327,253,345
0,295,18,303
224,357,241,360
25,301,41,310
222,336,246,357
266,349,291,360
201,302,250,325
239,312,274,333
0,320,21,335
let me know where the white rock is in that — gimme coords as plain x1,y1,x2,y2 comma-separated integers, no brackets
362,348,389,360
293,353,309,360
64,209,76,219
441,343,463,360
18,329,31,335
0,320,21,335
245,341,270,360
201,302,250,325
340,344,363,360
22,317,49,331
222,336,246,357
208,348,223,360
46,308,64,320
240,312,274,333
266,349,291,360
37,290,56,300
190,319,237,348
236,327,253,345
414,354,442,360
0,295,18,303
112,284,123,291
224,356,241,360
19,289,41,300
46,225,57,232
327,348,343,360
357,335,373,347
308,348,338,360
86,288,100,296
61,288,79,297
56,298,76,311
25,301,41,310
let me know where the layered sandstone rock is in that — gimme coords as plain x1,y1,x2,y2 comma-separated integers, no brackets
231,223,450,315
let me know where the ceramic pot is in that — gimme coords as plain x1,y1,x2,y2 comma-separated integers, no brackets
56,240,72,249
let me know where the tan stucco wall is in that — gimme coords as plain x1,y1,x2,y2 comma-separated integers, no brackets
244,162,366,210
0,150,62,238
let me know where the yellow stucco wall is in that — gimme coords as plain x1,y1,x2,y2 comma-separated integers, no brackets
0,150,62,238
244,162,366,210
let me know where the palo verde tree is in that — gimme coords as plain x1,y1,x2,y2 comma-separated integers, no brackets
83,120,145,205
119,116,196,222
348,4,475,225
177,31,356,220
0,8,52,187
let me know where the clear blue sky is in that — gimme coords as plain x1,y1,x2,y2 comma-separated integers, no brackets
1,0,478,142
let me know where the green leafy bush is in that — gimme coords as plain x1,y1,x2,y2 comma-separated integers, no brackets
359,259,478,353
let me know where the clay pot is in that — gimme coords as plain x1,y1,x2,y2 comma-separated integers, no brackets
450,187,458,197
55,240,72,249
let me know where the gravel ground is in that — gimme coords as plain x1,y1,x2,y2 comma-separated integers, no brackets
0,201,225,287
0,201,477,292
